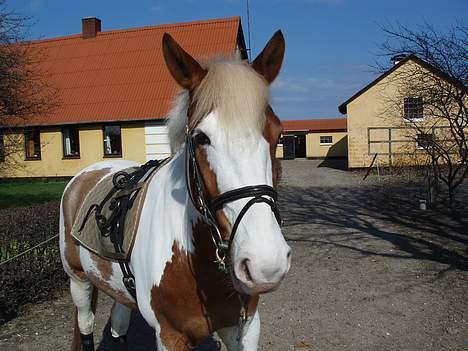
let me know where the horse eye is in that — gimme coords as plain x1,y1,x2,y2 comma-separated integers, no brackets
194,132,211,146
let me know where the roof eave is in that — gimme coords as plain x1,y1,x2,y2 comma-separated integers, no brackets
7,116,167,128
338,54,467,115
337,54,417,115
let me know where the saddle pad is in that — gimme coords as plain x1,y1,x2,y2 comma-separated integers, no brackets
71,166,155,261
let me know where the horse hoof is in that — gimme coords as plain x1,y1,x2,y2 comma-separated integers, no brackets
111,335,128,344
80,333,95,351
96,335,128,351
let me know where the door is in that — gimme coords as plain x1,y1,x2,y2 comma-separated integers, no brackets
295,134,306,158
282,135,295,159
144,123,171,161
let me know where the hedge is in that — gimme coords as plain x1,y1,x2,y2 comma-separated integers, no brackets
0,201,67,325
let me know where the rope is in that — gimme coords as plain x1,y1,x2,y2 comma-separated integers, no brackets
0,234,59,266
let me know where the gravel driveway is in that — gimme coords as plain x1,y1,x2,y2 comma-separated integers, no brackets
1,159,467,350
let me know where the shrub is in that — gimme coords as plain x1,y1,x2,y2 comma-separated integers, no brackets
0,200,67,325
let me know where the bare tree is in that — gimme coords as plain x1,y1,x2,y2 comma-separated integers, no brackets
378,24,467,207
0,0,56,167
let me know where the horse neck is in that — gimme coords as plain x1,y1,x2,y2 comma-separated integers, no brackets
143,147,198,255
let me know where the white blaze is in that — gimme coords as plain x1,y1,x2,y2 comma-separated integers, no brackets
196,112,291,291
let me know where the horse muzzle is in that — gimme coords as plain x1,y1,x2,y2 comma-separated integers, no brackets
232,245,292,295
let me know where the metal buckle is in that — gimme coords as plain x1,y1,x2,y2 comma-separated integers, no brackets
214,248,228,273
122,276,136,290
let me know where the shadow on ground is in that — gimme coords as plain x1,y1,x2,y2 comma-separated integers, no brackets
279,182,468,272
317,158,348,171
97,309,220,351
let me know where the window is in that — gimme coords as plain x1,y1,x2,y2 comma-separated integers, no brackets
0,129,4,162
278,136,284,145
404,97,423,120
62,126,80,158
320,135,333,145
416,133,433,149
103,125,122,157
24,128,41,160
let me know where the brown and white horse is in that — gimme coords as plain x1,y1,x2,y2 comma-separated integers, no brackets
60,31,291,351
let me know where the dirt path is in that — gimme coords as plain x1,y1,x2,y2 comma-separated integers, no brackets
1,160,467,350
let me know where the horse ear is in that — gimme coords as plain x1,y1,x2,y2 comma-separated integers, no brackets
162,33,207,90
251,30,285,84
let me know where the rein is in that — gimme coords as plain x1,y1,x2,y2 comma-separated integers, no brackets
184,126,282,272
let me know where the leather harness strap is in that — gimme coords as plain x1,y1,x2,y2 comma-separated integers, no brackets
79,159,167,300
185,128,282,257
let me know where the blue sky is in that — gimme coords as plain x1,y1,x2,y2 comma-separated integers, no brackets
14,0,467,119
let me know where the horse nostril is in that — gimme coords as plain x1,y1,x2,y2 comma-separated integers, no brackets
241,258,253,282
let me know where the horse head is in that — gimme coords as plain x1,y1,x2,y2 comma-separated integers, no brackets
163,31,291,296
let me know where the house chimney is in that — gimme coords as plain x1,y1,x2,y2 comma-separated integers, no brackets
82,17,101,39
391,54,407,66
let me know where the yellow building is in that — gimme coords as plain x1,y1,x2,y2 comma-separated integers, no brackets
0,16,247,178
276,118,347,160
339,54,465,169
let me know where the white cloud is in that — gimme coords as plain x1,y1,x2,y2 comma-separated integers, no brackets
271,67,377,117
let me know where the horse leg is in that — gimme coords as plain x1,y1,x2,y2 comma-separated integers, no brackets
155,321,193,351
109,301,131,345
70,278,98,351
217,310,261,351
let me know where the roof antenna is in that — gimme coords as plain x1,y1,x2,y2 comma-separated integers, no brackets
246,0,252,61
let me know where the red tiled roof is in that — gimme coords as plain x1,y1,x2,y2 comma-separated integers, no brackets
24,17,242,126
281,118,347,132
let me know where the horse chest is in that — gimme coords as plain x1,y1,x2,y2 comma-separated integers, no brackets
147,242,252,341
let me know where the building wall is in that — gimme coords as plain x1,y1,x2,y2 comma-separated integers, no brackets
0,123,147,178
346,60,446,168
306,132,347,158
274,131,348,159
276,144,284,159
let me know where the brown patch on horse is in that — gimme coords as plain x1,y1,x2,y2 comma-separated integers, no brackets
87,272,137,309
62,168,112,278
151,231,258,347
91,253,113,281
264,106,283,187
194,147,231,240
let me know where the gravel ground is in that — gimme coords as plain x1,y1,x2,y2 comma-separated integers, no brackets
0,159,467,350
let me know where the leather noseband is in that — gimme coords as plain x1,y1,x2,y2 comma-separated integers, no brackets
185,128,282,258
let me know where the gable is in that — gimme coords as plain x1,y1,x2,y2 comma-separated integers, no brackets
338,55,465,114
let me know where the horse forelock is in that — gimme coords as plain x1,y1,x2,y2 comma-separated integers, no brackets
167,57,270,152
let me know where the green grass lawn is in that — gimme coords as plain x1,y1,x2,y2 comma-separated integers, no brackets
0,181,68,209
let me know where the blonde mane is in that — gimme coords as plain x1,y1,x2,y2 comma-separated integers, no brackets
167,57,270,152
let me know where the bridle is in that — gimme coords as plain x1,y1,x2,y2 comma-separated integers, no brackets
184,126,282,273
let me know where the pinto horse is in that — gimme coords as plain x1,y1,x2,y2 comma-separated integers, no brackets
59,30,291,351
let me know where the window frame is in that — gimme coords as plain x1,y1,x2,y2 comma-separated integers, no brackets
102,124,122,158
24,128,41,161
404,97,424,121
416,133,433,150
319,135,333,145
62,126,81,159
